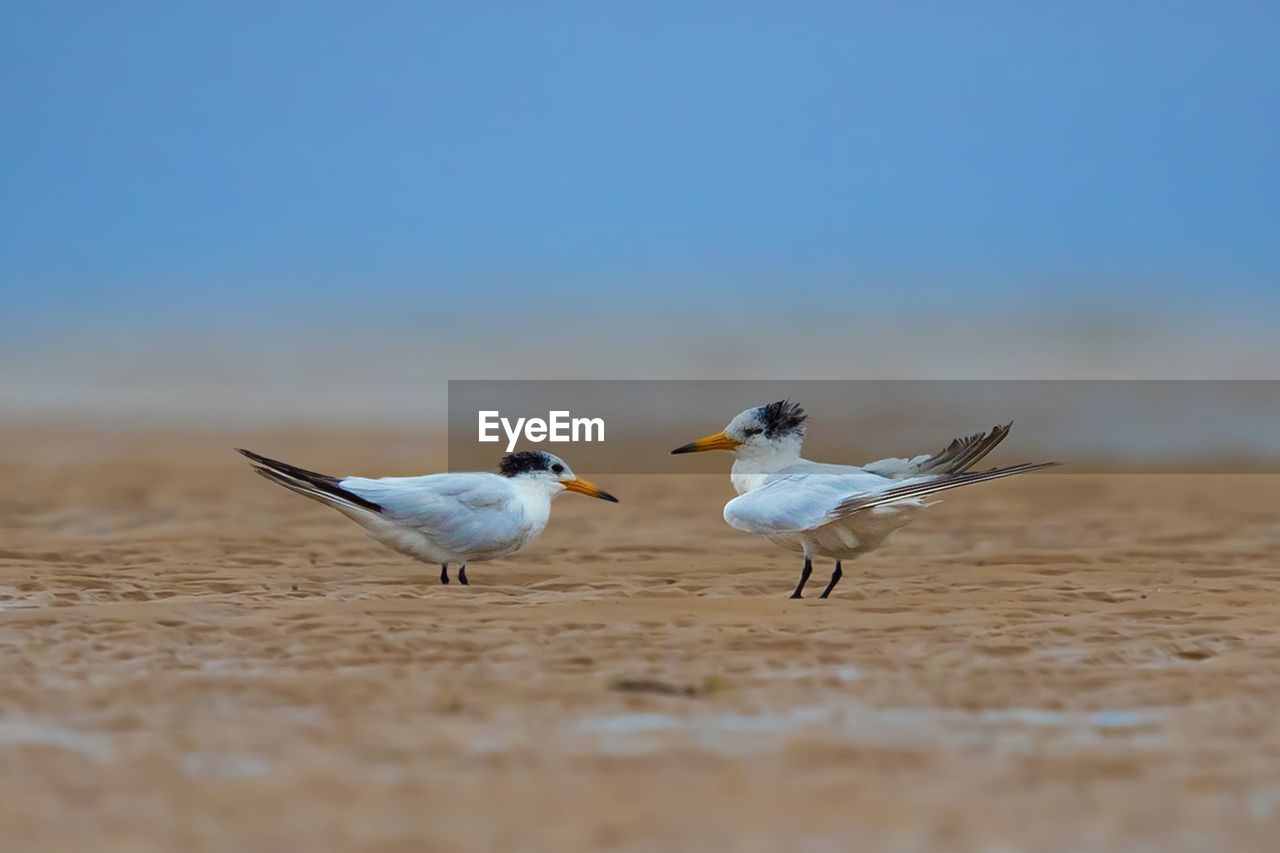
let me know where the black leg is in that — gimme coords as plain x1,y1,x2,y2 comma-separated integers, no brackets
440,563,449,585
819,560,843,599
458,564,469,586
789,558,813,599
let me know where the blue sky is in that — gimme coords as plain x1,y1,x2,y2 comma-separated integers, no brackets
3,2,1278,332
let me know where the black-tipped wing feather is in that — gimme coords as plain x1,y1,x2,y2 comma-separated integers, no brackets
829,461,1058,520
933,422,1013,473
236,449,383,513
863,423,1013,479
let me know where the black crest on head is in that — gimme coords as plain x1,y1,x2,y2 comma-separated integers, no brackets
760,400,807,438
498,451,551,477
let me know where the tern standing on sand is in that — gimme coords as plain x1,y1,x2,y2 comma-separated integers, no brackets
671,401,1055,599
238,449,618,586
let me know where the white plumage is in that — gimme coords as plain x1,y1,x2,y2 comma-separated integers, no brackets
672,401,1055,599
238,448,618,587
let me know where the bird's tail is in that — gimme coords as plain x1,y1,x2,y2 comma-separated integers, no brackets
830,461,1058,520
236,449,383,517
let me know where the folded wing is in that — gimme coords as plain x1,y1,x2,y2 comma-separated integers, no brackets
340,473,521,555
724,472,895,535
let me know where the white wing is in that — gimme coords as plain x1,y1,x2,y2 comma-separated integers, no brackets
723,471,898,535
340,472,525,555
724,459,1056,535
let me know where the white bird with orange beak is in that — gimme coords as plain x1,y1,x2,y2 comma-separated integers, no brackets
238,449,618,587
672,401,1055,599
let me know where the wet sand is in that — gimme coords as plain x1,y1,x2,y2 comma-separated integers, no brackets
2,423,1279,851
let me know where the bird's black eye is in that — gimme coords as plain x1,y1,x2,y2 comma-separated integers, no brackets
551,463,565,474
743,428,763,437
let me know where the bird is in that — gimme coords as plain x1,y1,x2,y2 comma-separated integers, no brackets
671,401,1056,599
237,448,618,586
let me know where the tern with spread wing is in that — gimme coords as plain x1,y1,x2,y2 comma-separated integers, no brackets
238,449,618,586
671,401,1056,599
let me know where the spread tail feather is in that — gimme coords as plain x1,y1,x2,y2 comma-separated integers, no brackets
236,449,382,514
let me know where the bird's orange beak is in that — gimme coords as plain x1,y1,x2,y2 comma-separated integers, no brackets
670,431,742,454
561,478,620,502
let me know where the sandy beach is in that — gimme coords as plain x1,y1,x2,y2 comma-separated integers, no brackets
7,2,1277,847
1,422,1279,851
